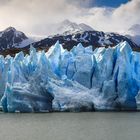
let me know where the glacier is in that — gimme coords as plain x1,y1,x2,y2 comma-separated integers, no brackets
0,41,140,112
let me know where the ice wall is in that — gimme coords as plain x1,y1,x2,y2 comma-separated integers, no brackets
0,41,140,112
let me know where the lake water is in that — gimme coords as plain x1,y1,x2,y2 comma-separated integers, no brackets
0,112,140,140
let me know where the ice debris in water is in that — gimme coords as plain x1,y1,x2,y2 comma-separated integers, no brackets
0,40,140,112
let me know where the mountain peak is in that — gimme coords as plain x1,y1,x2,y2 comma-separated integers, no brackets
62,19,72,25
57,20,94,34
4,27,16,32
0,27,29,51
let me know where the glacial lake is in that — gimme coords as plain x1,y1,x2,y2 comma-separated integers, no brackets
0,112,140,140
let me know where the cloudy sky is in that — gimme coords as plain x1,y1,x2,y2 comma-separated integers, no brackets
0,0,139,36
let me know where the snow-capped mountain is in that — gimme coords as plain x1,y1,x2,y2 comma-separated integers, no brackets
58,20,94,34
49,20,94,35
25,30,138,53
0,27,38,51
0,24,139,56
0,27,28,51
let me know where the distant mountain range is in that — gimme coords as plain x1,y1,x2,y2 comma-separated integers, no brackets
0,20,140,56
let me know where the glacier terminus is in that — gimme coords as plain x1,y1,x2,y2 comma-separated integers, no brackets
0,41,140,112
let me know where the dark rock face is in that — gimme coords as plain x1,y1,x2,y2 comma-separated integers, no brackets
0,28,139,56
0,27,28,51
27,31,139,51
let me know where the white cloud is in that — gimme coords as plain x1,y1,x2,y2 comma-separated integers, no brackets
0,0,139,36
77,0,140,33
0,0,83,35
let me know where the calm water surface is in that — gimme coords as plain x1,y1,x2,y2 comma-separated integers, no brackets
0,112,140,140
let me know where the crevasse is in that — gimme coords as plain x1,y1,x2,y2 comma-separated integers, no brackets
0,41,140,112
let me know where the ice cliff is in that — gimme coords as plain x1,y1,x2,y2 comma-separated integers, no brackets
0,41,140,112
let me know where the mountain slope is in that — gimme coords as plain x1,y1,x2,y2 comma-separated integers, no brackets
24,30,139,52
0,27,38,51
0,26,139,56
0,27,28,51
